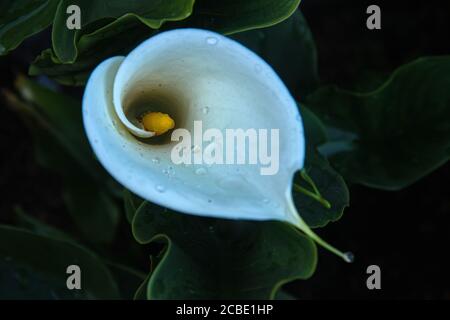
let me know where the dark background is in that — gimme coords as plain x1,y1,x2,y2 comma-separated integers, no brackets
1,0,449,299
293,0,450,299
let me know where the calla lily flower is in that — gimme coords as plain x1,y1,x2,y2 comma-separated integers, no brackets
83,29,351,262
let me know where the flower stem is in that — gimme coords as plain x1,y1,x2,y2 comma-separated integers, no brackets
286,197,353,263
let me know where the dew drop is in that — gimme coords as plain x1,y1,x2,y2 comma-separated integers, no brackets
195,167,207,176
202,106,210,114
155,185,165,193
167,166,175,177
152,157,160,164
343,252,354,263
206,37,218,45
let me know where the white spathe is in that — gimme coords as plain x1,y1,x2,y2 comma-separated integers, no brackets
83,29,350,261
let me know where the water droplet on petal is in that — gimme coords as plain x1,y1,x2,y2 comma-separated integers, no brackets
155,185,165,193
152,157,160,164
202,106,210,114
206,37,218,45
195,167,208,175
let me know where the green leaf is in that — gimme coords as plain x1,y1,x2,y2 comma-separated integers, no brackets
232,10,318,98
52,0,195,63
105,262,146,299
0,0,59,55
300,104,328,156
123,189,144,224
4,78,120,243
29,21,159,86
187,0,301,35
292,106,349,228
133,255,160,300
0,225,119,299
13,206,143,299
275,290,297,300
15,77,95,173
62,180,120,242
13,206,76,242
132,202,317,299
293,154,349,228
13,207,143,299
31,0,195,85
134,273,151,300
30,48,99,86
307,56,450,190
31,0,302,86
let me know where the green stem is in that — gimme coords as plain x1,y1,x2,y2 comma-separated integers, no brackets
300,169,320,194
294,183,331,209
286,198,353,263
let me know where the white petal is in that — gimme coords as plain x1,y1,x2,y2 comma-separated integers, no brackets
83,29,350,261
